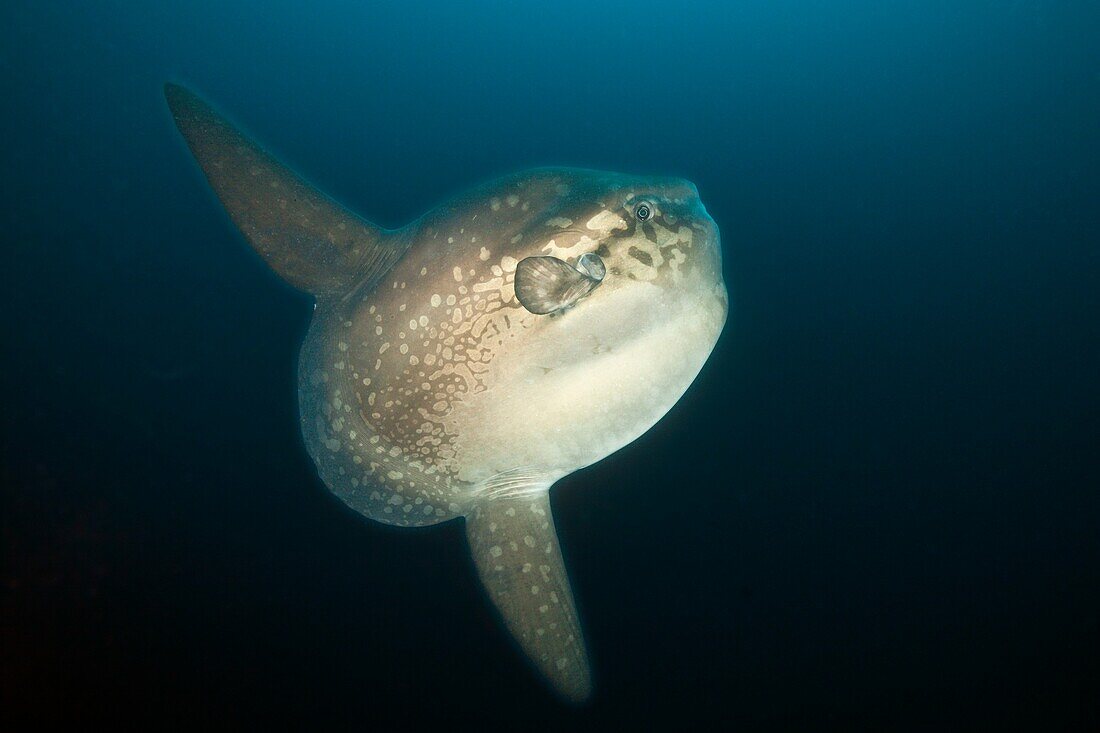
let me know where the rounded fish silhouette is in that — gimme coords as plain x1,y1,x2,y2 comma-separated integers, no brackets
166,83,727,702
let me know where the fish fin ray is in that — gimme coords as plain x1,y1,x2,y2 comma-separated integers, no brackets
164,83,407,298
513,256,602,314
465,490,592,702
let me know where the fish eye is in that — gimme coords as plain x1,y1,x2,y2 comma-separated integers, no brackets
634,201,653,222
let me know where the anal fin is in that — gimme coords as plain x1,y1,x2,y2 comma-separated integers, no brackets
465,491,592,702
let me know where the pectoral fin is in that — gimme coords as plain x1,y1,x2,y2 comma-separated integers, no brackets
514,254,605,314
164,83,407,298
465,492,592,702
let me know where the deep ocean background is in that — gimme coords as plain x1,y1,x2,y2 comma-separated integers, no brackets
3,1,1099,729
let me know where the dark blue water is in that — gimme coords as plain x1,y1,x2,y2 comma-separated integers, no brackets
3,1,1099,728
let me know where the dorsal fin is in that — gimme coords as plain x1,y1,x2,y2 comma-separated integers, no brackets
164,83,407,299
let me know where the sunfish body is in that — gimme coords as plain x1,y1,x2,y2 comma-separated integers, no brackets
165,83,727,701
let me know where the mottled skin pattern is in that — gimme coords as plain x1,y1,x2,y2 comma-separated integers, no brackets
167,84,727,702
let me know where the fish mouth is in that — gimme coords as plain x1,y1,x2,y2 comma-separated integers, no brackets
696,209,723,267
695,214,729,328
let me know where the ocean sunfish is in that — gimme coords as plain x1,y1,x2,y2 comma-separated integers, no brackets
165,83,728,702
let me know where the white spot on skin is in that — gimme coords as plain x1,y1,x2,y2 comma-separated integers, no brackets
479,247,490,261
668,247,686,272
453,266,463,282
546,216,573,228
586,209,628,233
472,277,504,293
489,545,503,558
